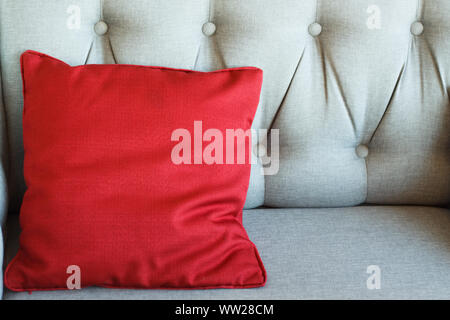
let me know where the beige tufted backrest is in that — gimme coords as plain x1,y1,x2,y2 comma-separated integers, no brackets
0,0,448,213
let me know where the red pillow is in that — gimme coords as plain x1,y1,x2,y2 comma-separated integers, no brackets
5,51,266,291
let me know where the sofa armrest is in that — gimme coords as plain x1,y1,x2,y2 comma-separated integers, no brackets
0,70,9,300
0,230,4,299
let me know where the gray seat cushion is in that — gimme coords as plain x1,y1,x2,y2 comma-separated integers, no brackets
4,205,450,300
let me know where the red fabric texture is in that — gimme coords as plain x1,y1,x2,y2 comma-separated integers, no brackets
5,51,266,291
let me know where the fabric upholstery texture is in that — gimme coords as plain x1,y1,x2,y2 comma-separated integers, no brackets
0,0,449,299
5,51,265,291
0,0,448,211
4,206,450,300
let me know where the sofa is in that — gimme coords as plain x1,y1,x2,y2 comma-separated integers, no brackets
0,0,449,299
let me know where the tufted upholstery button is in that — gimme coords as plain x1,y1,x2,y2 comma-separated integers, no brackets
308,22,322,37
94,21,108,35
202,22,216,36
355,144,369,159
410,21,424,36
253,143,267,158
